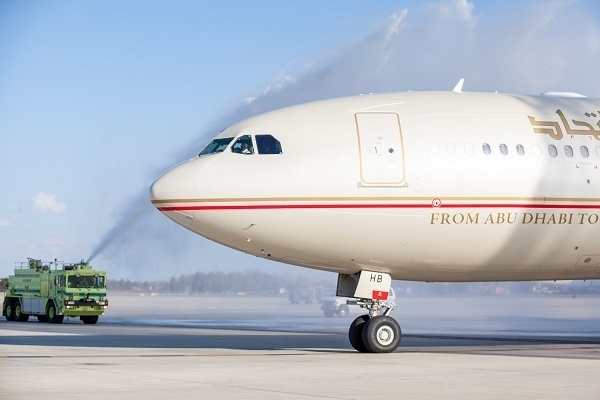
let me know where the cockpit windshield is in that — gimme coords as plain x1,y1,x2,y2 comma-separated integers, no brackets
231,135,254,154
256,135,282,154
199,134,283,157
198,137,234,156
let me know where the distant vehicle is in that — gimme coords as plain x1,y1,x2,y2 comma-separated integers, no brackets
2,258,108,324
150,87,600,352
533,281,571,294
322,287,396,318
289,287,332,304
565,280,600,294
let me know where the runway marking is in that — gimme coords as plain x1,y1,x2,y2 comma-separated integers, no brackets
0,352,312,359
0,329,81,337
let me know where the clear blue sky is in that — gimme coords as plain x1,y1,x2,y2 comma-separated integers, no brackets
1,1,600,280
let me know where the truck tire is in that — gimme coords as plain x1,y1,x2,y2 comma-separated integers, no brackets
4,299,15,321
81,316,99,324
37,315,48,322
337,305,350,318
14,300,29,322
46,302,64,324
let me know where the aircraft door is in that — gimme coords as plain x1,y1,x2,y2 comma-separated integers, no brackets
355,112,405,186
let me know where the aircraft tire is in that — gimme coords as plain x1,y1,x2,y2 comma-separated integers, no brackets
361,315,401,353
348,314,370,352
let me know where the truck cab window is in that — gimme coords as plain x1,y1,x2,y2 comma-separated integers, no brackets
256,134,282,154
231,135,254,155
95,276,106,288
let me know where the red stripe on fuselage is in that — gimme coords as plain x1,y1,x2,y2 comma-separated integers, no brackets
156,202,600,212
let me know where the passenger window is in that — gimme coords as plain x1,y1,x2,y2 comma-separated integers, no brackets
231,135,254,155
256,135,282,154
464,143,474,155
499,144,508,155
516,144,525,156
482,143,491,155
564,145,573,158
446,143,456,154
581,146,590,158
548,145,558,157
430,142,440,154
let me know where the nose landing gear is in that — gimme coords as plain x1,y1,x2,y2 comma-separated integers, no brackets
337,271,402,353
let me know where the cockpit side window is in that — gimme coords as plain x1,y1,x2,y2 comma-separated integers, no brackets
256,135,282,154
198,137,234,156
231,135,254,155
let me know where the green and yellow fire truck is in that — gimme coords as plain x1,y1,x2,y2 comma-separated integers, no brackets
2,258,108,324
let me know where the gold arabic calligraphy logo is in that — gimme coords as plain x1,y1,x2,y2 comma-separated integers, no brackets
528,109,600,140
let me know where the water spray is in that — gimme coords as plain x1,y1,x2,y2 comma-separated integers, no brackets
87,194,149,263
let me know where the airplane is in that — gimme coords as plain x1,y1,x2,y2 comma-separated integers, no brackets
149,82,600,353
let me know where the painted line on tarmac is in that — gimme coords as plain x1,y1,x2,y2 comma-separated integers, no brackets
0,352,312,359
0,329,81,337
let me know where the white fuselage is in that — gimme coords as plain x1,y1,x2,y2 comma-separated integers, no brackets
150,91,600,281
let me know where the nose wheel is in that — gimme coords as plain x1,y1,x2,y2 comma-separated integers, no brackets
349,315,370,352
349,314,402,353
336,271,401,353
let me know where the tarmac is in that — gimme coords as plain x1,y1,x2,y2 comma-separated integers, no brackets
1,293,599,399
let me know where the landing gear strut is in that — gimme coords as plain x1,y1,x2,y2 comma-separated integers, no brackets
337,271,402,353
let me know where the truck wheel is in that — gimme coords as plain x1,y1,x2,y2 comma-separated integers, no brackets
46,302,63,324
37,315,48,322
4,300,15,321
337,305,350,318
14,300,29,322
81,316,99,324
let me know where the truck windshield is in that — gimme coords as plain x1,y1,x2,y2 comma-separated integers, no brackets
198,137,234,156
68,275,106,289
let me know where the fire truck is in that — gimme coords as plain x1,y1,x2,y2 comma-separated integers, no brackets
2,258,108,324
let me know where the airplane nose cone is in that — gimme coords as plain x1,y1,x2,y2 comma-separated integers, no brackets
149,160,198,228
150,160,198,201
